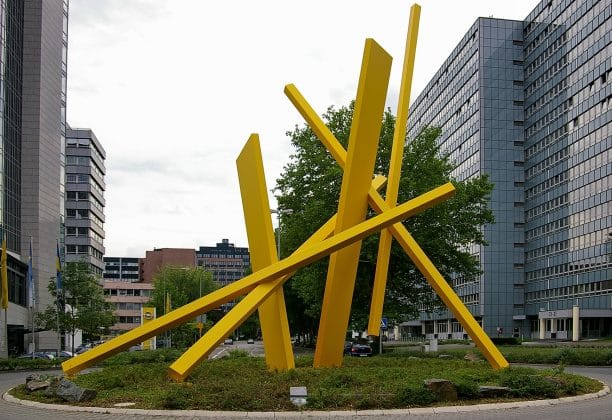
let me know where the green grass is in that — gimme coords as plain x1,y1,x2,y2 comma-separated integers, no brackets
384,345,612,366
10,352,602,411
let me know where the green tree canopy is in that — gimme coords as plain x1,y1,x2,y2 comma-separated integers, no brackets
148,266,218,347
35,261,115,352
275,103,494,333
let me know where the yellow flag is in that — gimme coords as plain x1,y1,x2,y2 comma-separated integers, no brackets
1,230,8,309
165,292,171,314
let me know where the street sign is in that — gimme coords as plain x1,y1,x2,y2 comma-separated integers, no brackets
381,317,388,330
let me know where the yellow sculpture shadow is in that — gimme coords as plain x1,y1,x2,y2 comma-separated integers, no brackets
63,3,508,381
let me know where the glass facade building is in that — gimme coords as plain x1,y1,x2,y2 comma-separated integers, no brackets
406,0,611,339
0,0,68,355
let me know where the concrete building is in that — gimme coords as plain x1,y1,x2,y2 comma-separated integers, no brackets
196,239,250,311
65,127,106,277
0,0,69,356
196,239,250,288
405,0,611,340
103,257,140,283
139,248,196,283
104,281,153,334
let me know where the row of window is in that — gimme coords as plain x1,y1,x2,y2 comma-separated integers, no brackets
568,174,611,204
66,155,104,178
104,288,152,297
524,20,563,74
525,33,568,89
66,137,104,163
526,240,568,261
115,302,143,311
526,280,612,303
569,202,609,227
66,227,104,243
526,217,568,241
526,53,568,102
525,124,567,159
525,172,567,200
526,257,609,282
525,147,569,180
526,193,568,221
66,173,104,193
526,79,569,137
117,316,141,324
569,229,610,252
66,191,104,211
525,90,570,137
66,245,103,260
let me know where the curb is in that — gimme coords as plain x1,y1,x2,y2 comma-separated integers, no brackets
3,382,609,418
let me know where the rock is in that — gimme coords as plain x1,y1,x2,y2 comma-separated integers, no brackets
26,380,50,393
478,385,512,397
55,378,97,403
423,378,458,401
464,351,481,362
25,374,43,384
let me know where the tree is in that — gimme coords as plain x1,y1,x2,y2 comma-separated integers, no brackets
149,266,218,348
274,103,494,333
35,261,115,353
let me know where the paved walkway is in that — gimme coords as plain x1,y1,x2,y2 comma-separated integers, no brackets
0,366,610,419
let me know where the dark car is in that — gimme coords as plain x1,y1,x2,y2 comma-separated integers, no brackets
17,352,54,360
350,343,373,357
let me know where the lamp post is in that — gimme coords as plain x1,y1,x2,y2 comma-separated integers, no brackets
270,209,293,258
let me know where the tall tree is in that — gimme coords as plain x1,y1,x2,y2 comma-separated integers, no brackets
35,261,115,353
149,266,218,348
275,103,494,333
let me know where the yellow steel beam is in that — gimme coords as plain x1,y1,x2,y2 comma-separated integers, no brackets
369,4,421,336
167,175,391,382
284,85,509,370
237,134,294,371
62,177,450,377
314,38,392,367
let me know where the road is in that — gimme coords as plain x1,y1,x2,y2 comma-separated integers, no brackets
0,360,609,419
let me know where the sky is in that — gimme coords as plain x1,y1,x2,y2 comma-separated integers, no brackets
67,0,536,257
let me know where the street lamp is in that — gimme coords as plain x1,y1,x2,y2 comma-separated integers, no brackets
271,208,293,258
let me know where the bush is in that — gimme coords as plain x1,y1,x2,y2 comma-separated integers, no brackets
499,368,559,398
161,384,191,409
491,337,520,345
395,386,435,406
227,349,249,359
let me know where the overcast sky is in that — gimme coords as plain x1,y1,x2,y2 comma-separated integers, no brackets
67,0,536,257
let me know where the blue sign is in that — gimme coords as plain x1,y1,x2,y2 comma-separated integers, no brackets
381,317,388,330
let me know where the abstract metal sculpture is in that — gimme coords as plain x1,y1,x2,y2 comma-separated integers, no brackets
63,3,508,382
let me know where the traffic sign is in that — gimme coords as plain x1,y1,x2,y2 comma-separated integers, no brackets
381,317,388,330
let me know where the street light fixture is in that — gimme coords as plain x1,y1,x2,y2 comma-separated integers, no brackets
271,208,293,258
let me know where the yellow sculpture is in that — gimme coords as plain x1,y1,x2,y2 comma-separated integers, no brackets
62,3,508,382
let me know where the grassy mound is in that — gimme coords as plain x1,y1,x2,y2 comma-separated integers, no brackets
11,351,602,411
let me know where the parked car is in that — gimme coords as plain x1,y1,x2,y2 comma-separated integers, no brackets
350,343,373,357
223,338,234,345
43,350,74,358
17,352,54,360
247,338,254,344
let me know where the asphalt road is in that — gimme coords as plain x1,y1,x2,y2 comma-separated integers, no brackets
0,361,609,419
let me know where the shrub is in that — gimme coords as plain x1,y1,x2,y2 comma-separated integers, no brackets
491,337,520,345
395,386,435,406
227,349,249,359
161,385,191,409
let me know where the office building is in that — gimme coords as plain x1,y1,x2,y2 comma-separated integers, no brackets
196,239,250,288
0,0,69,356
65,127,106,277
104,281,153,334
405,0,611,340
103,257,140,282
139,248,196,283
